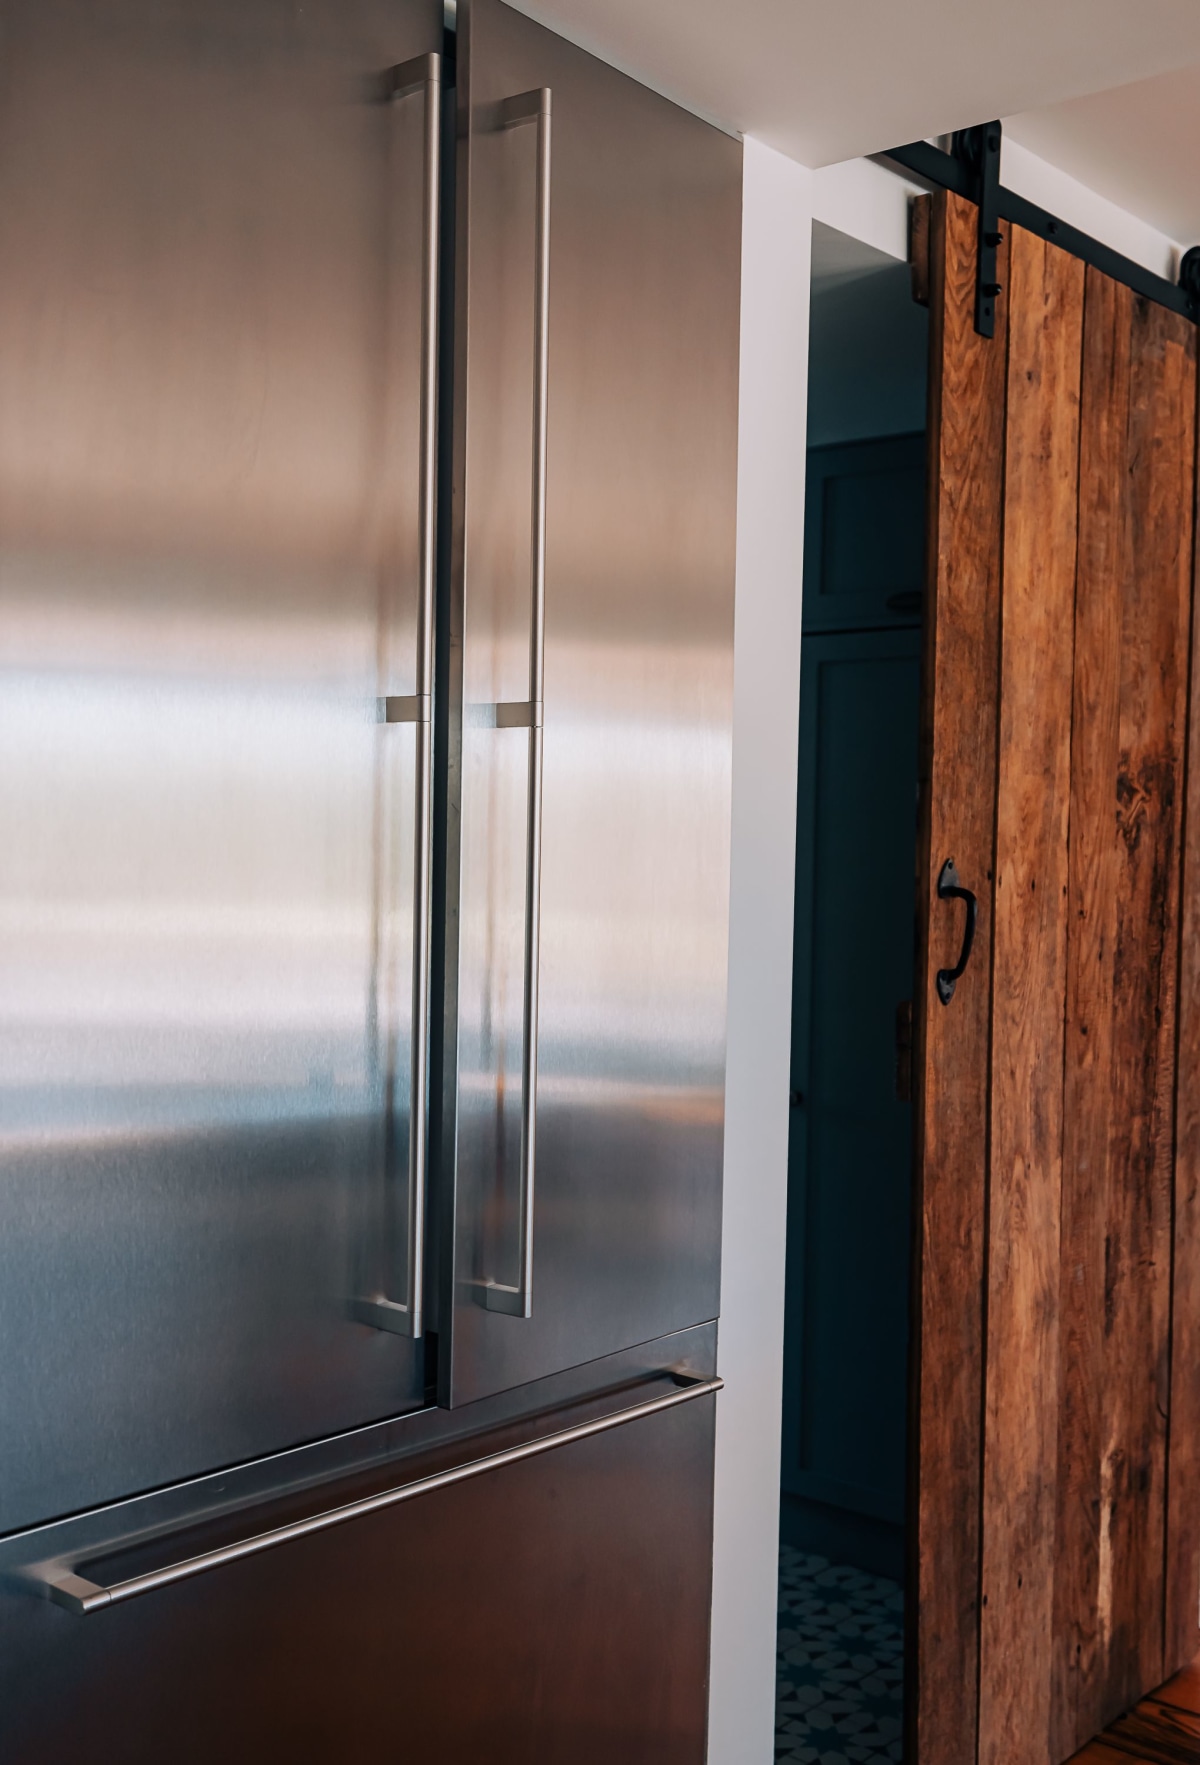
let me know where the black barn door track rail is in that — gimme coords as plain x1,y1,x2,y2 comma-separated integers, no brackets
880,125,1200,336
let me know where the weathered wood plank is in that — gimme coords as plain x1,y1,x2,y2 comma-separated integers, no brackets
977,222,1084,1765
1054,264,1129,1757
1100,292,1193,1712
1055,277,1194,1752
1168,313,1200,1680
908,188,1008,1765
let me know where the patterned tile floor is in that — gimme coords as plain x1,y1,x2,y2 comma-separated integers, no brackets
775,1545,904,1763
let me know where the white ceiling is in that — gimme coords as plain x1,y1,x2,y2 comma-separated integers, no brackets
1008,68,1200,247
510,0,1200,169
509,0,1200,243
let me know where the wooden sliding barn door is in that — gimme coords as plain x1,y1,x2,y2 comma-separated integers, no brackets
912,189,1200,1765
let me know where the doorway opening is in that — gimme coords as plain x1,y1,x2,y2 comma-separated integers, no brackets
774,216,929,1765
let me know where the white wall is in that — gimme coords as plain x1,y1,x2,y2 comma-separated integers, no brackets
811,155,920,261
1000,134,1182,280
707,136,812,1765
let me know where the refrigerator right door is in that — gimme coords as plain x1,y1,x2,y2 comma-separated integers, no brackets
441,0,741,1405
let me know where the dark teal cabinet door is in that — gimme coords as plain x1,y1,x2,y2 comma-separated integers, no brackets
782,627,921,1567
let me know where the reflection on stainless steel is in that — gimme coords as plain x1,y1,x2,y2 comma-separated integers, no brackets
0,1322,716,1574
0,0,442,1532
354,49,441,1343
34,1375,722,1613
442,0,742,1404
479,83,552,1322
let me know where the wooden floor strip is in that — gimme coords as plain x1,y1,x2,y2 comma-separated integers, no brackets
1156,1662,1200,1717
1072,1745,1160,1765
1069,1657,1200,1763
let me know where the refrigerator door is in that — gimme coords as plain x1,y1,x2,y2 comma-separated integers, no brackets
442,0,741,1404
0,0,442,1533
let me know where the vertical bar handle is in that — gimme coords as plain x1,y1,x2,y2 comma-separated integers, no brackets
483,87,552,1319
356,52,441,1341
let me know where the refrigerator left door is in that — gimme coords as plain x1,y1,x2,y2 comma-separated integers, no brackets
0,0,443,1534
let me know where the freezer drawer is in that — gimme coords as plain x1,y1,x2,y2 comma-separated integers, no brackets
0,1381,718,1765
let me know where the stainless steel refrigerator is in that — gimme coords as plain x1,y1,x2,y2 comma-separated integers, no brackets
0,0,741,1756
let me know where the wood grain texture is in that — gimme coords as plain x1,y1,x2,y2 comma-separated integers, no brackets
1159,1660,1200,1716
1168,326,1200,1678
1118,1700,1200,1743
1070,1749,1156,1764
1069,1748,1157,1765
1065,1650,1200,1764
916,205,1199,1765
1054,277,1195,1752
1102,1703,1200,1764
977,223,1084,1765
908,188,1008,1765
1054,265,1129,1755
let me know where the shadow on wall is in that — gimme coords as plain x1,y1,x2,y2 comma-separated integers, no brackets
807,245,928,449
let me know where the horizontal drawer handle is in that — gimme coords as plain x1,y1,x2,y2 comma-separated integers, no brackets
30,1375,722,1615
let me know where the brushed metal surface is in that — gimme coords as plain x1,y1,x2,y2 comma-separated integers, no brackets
479,81,551,1322
0,0,442,1532
355,47,442,1343
441,0,742,1403
0,1383,717,1764
31,1376,721,1611
0,1322,717,1581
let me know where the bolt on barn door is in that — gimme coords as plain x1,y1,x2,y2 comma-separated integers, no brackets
912,190,1199,1765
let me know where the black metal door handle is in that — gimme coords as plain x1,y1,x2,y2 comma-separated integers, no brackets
936,859,977,1005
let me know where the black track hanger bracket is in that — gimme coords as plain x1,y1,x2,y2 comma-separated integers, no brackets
1179,247,1200,315
879,135,1200,327
952,121,1003,338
